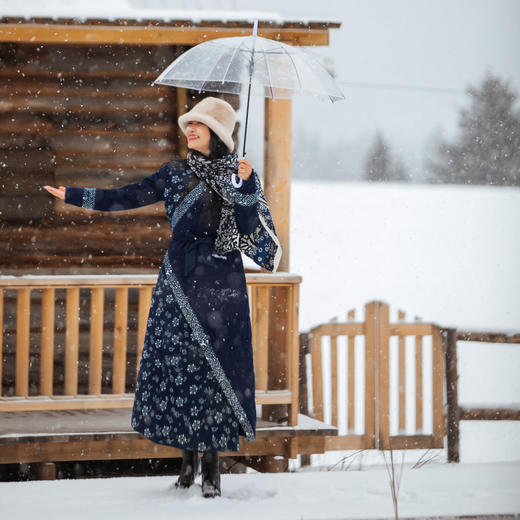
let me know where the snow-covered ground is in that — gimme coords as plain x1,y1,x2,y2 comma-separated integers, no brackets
1,461,519,519
287,180,519,334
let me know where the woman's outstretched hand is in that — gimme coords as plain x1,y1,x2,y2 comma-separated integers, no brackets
43,185,66,200
237,158,252,180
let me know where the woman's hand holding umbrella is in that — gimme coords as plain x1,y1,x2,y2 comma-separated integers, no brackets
237,158,252,181
232,158,252,188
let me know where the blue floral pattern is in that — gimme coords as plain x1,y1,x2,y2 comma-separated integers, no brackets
130,160,257,452
65,159,258,453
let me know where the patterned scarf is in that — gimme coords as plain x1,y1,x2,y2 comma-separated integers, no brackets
185,150,282,272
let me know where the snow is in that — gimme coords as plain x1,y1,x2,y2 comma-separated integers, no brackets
0,461,519,518
0,273,158,284
0,431,130,438
289,180,520,334
461,403,520,410
0,0,342,25
280,412,335,430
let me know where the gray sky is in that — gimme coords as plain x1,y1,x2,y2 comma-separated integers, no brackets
234,0,520,180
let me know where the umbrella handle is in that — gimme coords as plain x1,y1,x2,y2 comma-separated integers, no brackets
231,173,243,188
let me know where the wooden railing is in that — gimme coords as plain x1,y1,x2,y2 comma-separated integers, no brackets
444,327,520,462
302,301,445,451
0,273,301,426
249,273,301,426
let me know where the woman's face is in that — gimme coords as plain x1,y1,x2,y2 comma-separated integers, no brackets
186,120,211,156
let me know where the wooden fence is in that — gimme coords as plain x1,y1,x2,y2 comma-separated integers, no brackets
4,276,517,465
300,301,445,452
444,327,520,462
0,273,301,427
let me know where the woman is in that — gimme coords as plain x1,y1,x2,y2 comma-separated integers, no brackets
43,96,281,498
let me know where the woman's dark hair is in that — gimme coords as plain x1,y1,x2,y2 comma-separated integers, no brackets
207,126,232,160
178,126,233,228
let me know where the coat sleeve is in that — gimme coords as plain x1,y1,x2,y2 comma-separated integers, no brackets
64,164,168,211
234,170,261,235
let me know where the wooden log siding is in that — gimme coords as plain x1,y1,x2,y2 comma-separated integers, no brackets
0,41,241,272
307,301,446,452
0,273,302,427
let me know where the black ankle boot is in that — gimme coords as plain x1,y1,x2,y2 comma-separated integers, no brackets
175,448,200,489
201,450,221,498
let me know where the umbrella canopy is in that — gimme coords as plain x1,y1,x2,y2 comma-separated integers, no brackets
153,19,345,157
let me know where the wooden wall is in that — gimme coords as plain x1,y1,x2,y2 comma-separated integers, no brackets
0,41,241,274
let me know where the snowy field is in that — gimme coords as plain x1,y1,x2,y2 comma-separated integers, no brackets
286,180,519,334
1,461,519,519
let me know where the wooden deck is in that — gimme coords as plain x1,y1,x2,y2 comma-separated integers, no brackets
0,273,313,474
0,410,337,465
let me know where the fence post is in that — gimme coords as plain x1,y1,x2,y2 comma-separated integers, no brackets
432,325,446,448
445,327,460,462
365,300,391,450
377,302,391,449
299,331,311,467
364,302,376,449
16,288,31,397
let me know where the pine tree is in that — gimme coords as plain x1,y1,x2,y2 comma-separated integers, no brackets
389,156,411,182
426,70,520,186
363,131,410,182
363,131,391,181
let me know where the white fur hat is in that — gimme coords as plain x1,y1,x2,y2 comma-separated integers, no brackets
178,96,237,153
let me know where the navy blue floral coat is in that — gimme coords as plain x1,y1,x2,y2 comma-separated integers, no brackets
65,159,260,452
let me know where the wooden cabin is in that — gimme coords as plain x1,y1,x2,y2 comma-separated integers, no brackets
0,9,340,275
0,7,343,478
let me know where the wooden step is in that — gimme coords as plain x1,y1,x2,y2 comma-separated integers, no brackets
0,409,337,443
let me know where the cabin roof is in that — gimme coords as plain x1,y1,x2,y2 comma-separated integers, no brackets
0,0,341,28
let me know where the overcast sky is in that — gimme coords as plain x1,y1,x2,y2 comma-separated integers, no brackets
233,0,520,180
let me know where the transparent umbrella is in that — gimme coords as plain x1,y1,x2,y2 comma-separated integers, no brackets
153,19,346,165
